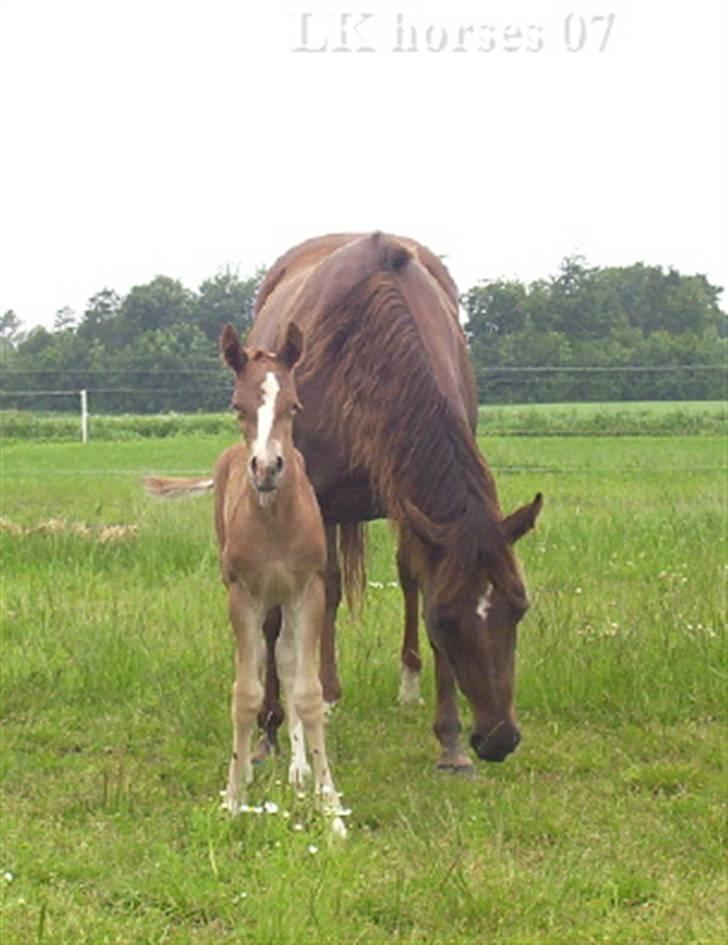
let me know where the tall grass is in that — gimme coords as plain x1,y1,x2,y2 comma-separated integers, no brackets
0,427,725,944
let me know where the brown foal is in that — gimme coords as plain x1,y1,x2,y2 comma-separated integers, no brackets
215,321,345,832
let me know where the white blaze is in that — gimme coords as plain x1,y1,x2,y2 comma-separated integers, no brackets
253,372,280,457
476,585,493,620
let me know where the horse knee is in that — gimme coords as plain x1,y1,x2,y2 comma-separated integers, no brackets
293,682,324,725
232,679,264,724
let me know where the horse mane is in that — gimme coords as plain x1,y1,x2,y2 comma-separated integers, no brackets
297,234,525,607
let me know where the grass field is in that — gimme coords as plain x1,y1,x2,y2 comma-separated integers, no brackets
0,410,725,944
1,399,725,442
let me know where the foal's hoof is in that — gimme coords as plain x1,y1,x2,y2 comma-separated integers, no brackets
220,790,242,816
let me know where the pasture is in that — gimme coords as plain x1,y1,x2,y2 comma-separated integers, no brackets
0,409,725,944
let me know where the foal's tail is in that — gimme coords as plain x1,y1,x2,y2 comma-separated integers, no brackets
142,475,215,499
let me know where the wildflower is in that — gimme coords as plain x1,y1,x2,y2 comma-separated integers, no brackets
263,801,279,814
307,845,319,855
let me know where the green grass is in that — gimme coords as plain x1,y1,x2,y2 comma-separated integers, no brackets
1,422,725,944
1,400,725,443
477,400,725,436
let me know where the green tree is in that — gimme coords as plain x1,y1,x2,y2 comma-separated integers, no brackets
194,267,262,343
116,276,194,346
77,289,121,346
0,310,24,351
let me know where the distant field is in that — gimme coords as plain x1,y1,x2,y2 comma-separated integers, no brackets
1,400,724,442
477,400,725,436
0,421,725,944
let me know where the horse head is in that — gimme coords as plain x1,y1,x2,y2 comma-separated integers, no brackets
220,322,303,497
413,492,543,763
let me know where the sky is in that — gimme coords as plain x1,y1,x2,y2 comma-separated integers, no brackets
1,0,726,330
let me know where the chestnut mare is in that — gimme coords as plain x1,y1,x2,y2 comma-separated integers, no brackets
248,232,541,769
214,321,346,831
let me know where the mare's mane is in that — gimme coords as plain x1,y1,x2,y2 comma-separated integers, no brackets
293,235,524,606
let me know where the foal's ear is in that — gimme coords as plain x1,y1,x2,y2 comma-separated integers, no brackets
277,322,303,369
502,493,543,544
220,324,248,374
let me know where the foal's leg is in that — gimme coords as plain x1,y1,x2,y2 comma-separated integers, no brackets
320,525,342,707
223,583,265,814
288,576,343,817
253,607,284,762
397,540,423,706
432,645,473,772
275,615,311,786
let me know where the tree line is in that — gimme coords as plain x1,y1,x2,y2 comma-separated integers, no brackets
1,257,724,412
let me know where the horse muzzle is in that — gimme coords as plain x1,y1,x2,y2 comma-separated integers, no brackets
470,726,521,763
249,454,283,494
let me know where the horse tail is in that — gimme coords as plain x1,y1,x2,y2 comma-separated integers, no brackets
338,522,367,611
142,475,215,499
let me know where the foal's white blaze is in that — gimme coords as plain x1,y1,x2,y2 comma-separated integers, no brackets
476,585,493,620
253,372,280,456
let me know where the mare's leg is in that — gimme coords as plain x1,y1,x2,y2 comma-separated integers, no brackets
253,607,284,762
288,575,344,821
222,583,265,814
397,540,423,706
275,615,312,786
320,525,342,706
432,645,473,772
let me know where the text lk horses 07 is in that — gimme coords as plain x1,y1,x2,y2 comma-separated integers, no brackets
215,321,346,832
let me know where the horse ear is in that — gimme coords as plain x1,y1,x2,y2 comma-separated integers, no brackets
502,493,543,544
277,322,303,369
220,324,247,374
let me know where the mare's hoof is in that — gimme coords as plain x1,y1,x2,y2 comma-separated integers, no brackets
436,755,475,775
398,695,425,708
398,667,424,707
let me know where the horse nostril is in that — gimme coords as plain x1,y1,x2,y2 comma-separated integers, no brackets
276,456,283,472
250,456,258,474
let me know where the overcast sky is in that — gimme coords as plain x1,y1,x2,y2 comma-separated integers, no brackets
1,0,726,330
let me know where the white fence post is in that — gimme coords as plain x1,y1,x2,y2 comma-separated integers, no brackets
80,389,88,443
